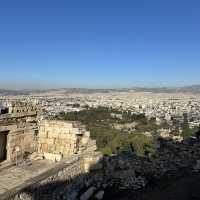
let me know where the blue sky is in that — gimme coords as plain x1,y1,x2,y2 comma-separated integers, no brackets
0,0,200,89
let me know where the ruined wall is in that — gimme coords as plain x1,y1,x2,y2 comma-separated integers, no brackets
7,127,38,162
7,101,37,114
38,120,97,161
0,101,38,163
0,101,100,165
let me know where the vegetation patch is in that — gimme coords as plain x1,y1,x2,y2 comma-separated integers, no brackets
55,107,157,156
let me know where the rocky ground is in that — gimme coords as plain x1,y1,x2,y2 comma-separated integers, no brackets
14,136,200,200
104,173,200,200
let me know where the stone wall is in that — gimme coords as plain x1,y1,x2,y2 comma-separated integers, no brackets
38,120,97,161
0,101,38,164
0,101,101,165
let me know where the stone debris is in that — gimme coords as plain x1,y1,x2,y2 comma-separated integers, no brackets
94,190,104,200
193,160,200,172
80,186,96,200
120,176,146,190
14,193,32,200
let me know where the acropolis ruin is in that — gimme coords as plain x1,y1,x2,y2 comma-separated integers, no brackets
0,101,101,200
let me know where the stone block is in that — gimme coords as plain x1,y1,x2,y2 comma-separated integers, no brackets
43,152,62,162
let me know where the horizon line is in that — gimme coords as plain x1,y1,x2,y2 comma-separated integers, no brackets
0,84,200,91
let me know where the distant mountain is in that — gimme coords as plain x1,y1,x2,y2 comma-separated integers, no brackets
62,88,130,94
0,85,200,96
180,85,200,93
0,89,31,96
132,85,200,94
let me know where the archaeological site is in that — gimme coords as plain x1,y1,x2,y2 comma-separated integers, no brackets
0,101,102,200
1,100,200,200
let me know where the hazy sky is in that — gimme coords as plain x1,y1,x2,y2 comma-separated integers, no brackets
0,0,200,89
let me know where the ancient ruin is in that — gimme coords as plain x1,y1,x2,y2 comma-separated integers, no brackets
0,101,38,164
38,120,96,161
0,101,101,200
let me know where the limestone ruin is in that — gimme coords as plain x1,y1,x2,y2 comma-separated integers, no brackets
0,101,102,200
0,101,38,164
38,120,96,161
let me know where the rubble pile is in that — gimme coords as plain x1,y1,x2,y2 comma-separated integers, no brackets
150,138,200,178
102,136,200,192
119,176,146,189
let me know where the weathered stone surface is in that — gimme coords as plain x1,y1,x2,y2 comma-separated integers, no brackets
0,101,38,164
38,120,99,162
80,186,96,200
94,190,104,200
